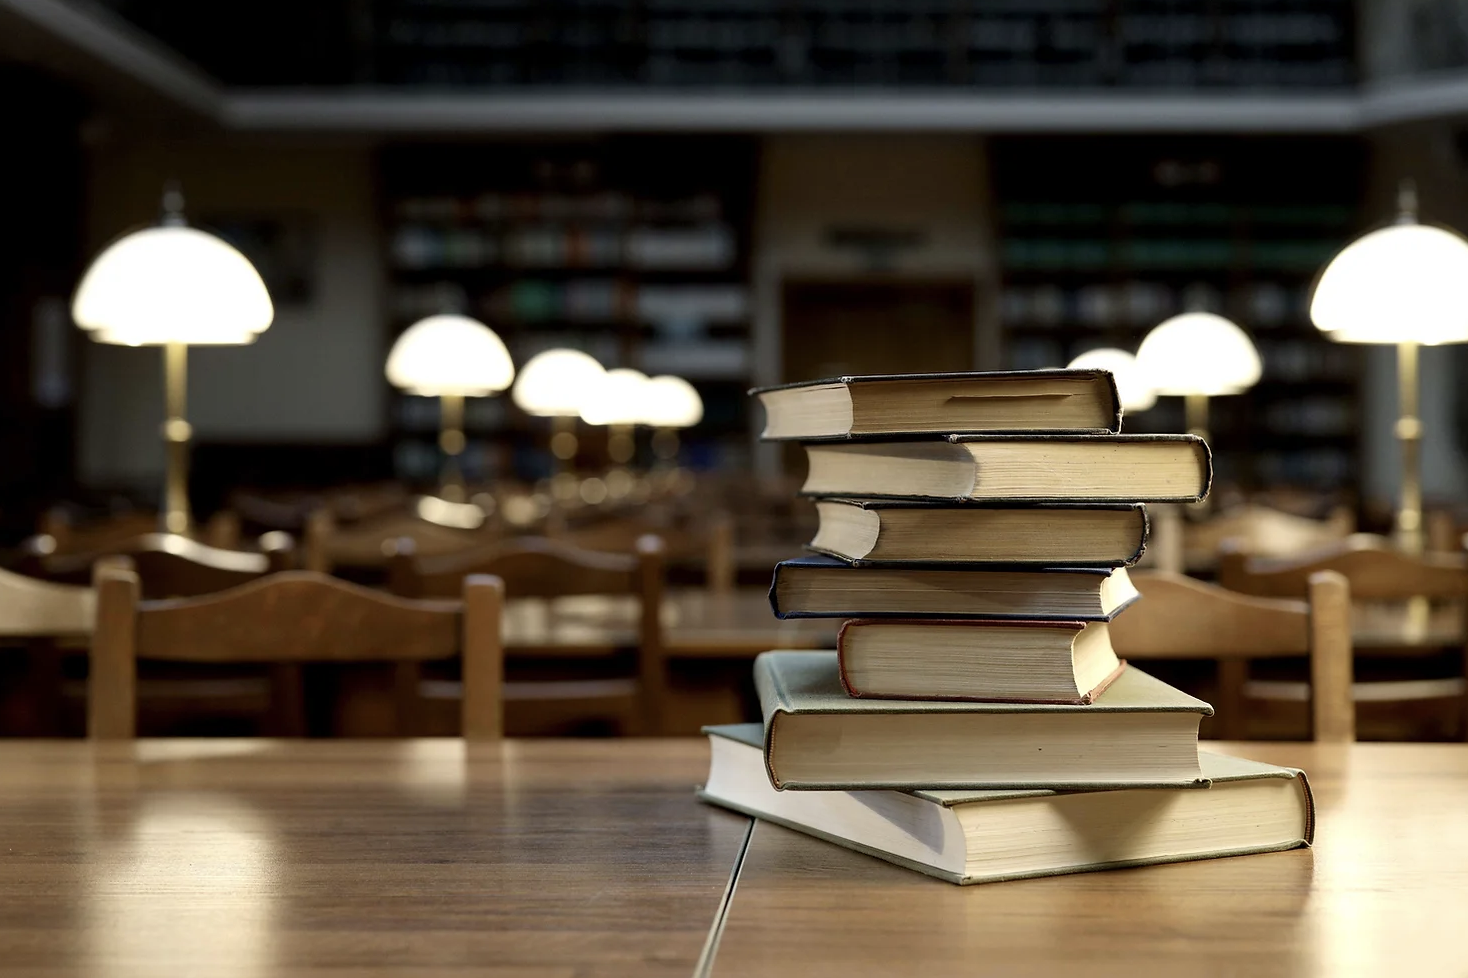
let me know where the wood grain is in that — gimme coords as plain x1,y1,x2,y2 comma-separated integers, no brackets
712,742,1468,978
1109,571,1355,741
0,567,94,637
0,738,748,978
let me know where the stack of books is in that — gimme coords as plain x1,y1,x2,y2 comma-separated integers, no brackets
700,370,1315,885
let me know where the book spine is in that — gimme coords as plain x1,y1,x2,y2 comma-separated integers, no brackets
835,621,861,697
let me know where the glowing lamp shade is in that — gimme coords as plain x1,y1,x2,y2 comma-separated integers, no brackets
581,368,651,426
1066,348,1157,412
641,375,704,428
72,226,273,346
1136,312,1261,397
385,315,514,396
1310,223,1468,345
511,348,605,417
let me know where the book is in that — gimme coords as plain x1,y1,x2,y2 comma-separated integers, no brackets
755,652,1211,790
769,556,1139,621
801,434,1211,503
699,723,1314,886
753,370,1122,441
809,500,1148,566
838,618,1124,704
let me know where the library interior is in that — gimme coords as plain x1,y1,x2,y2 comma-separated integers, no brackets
1,2,1467,975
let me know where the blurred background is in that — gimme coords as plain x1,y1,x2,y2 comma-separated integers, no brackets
4,0,1468,740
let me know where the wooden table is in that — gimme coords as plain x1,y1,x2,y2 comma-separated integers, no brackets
0,738,749,978
712,741,1468,978
6,741,1466,977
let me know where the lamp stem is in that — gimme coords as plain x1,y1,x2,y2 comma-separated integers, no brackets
1184,393,1210,444
1396,340,1424,555
161,342,192,535
438,393,467,502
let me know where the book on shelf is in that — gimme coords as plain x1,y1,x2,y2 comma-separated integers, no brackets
769,556,1138,622
838,618,1123,705
801,434,1211,503
809,500,1148,567
698,723,1314,886
754,652,1211,790
753,369,1122,441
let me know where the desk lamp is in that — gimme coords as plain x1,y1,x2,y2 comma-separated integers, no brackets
581,368,652,501
511,349,606,500
386,313,515,502
71,187,273,534
1066,348,1157,414
1310,182,1468,554
641,375,704,464
1135,312,1261,444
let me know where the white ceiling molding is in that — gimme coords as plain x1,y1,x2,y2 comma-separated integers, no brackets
8,0,1468,134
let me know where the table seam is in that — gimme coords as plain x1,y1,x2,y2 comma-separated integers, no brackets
692,816,756,978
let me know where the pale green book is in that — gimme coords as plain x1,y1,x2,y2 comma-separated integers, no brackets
699,723,1314,886
756,651,1212,790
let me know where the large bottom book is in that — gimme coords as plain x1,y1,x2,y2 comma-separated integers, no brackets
698,724,1315,886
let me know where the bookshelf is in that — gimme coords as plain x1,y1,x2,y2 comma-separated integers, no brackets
378,138,757,486
991,136,1366,493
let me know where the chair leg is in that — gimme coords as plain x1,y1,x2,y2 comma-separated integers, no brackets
1216,658,1248,741
269,663,308,737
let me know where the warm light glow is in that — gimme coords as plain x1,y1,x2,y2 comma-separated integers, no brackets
1311,223,1468,345
580,368,651,426
73,226,273,345
511,348,606,417
386,314,514,396
1136,312,1262,396
1066,348,1157,412
641,375,704,428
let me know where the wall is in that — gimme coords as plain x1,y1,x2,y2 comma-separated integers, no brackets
750,134,998,473
78,136,385,493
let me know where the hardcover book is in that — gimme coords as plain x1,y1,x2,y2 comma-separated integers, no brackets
699,724,1314,886
753,369,1122,440
801,433,1211,503
755,651,1212,790
769,555,1139,621
838,618,1124,704
808,500,1149,567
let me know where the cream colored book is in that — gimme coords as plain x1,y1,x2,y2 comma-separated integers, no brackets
801,434,1211,503
699,724,1314,886
756,652,1211,790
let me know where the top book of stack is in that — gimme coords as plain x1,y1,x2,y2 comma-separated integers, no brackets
754,370,1122,441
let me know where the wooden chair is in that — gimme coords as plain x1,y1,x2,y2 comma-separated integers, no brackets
1219,538,1468,739
1107,570,1354,742
0,567,98,735
19,532,295,599
88,568,504,740
39,507,243,552
389,534,666,735
302,506,499,575
558,510,734,592
1144,503,1355,574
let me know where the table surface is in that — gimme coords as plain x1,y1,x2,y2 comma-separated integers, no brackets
4,740,1467,978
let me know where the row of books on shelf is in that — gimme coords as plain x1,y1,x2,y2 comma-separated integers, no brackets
392,281,749,327
1002,201,1354,228
391,223,736,271
698,370,1311,885
1001,238,1342,272
1000,280,1313,329
394,192,722,224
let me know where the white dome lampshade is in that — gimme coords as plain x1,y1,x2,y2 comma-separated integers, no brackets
641,375,704,428
72,226,273,346
580,368,652,426
1311,223,1468,345
1135,312,1262,397
385,314,515,396
1066,348,1157,413
512,349,606,418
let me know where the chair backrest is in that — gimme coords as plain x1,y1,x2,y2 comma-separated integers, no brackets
39,508,244,552
1149,503,1355,574
557,511,734,592
1107,570,1354,742
303,507,497,573
23,532,295,599
389,534,667,728
1219,536,1468,602
88,568,504,740
0,567,95,637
